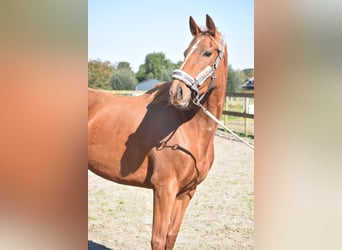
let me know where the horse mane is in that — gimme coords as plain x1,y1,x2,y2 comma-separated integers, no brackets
146,81,172,105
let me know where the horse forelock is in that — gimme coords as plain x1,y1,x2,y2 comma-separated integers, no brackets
192,29,225,52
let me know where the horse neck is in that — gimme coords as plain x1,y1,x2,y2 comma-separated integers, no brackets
202,60,228,119
191,65,227,139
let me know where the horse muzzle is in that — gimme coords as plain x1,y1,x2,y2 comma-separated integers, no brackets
169,80,192,109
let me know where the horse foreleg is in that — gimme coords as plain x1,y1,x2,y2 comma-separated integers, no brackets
151,184,177,250
165,189,196,250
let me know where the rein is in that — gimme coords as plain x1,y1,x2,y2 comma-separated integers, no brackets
171,38,255,150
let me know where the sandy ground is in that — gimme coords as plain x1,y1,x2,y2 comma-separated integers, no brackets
88,133,254,249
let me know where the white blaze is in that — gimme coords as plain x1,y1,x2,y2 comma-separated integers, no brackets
180,38,202,69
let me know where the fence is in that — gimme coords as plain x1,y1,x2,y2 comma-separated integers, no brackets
222,92,254,137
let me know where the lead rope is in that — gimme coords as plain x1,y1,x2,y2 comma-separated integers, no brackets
194,101,255,150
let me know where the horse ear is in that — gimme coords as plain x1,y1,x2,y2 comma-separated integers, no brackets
206,14,216,36
189,16,201,36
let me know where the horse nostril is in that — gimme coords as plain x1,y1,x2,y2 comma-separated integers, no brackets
176,85,183,100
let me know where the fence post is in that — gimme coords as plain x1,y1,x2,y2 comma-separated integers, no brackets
244,97,248,136
220,92,254,137
224,96,228,132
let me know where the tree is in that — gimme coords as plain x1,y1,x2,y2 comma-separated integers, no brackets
88,59,115,90
160,67,174,82
110,68,137,90
226,64,242,93
239,68,254,84
239,70,248,84
117,61,132,71
174,61,183,69
136,52,175,82
243,68,254,78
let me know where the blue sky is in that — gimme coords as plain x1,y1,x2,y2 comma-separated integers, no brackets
88,0,254,72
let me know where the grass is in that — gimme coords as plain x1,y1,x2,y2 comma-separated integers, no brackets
220,97,254,137
218,117,254,138
245,192,254,215
227,100,244,112
88,216,96,221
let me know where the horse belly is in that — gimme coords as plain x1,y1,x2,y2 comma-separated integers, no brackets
88,146,152,188
88,109,153,188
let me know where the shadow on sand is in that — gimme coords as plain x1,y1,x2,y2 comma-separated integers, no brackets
88,240,112,250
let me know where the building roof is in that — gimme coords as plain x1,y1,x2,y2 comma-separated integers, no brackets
135,79,160,91
241,77,254,89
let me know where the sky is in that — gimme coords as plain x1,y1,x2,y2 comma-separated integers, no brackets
88,0,254,72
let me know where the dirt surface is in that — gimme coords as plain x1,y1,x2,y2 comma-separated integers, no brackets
88,133,254,249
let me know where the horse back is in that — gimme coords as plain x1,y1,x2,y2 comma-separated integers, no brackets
88,88,112,119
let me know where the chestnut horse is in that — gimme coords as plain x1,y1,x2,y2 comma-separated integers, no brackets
88,15,228,250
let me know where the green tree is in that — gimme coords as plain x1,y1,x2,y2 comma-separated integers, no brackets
117,61,132,71
88,59,115,90
110,68,137,90
136,52,175,82
226,64,242,93
160,67,174,82
239,70,248,84
239,68,254,84
243,68,254,78
173,60,183,69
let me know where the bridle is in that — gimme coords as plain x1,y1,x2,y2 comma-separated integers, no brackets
171,37,225,106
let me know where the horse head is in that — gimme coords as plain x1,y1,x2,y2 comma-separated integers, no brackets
169,14,228,110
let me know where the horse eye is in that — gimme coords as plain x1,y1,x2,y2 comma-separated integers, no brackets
203,51,212,57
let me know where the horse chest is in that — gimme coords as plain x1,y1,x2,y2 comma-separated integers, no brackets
197,147,215,183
